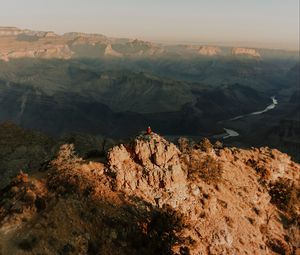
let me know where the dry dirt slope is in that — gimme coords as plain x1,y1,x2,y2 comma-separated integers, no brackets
0,133,299,254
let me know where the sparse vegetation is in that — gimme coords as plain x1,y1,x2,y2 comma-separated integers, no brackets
18,235,38,251
189,155,223,184
214,140,223,149
178,137,190,153
199,138,213,153
146,205,189,254
266,238,288,255
0,132,299,254
269,179,300,217
267,178,300,253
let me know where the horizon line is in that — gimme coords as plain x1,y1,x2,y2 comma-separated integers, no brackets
1,25,299,52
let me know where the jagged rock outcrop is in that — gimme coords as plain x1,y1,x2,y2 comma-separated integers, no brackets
108,133,188,208
104,44,123,57
0,132,299,254
232,47,261,58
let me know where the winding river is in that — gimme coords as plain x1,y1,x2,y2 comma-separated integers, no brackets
221,96,278,139
222,128,239,139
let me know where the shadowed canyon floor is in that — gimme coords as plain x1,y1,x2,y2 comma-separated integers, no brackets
0,27,299,163
0,132,299,254
0,27,299,254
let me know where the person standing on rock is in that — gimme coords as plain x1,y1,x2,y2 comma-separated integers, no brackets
146,126,152,135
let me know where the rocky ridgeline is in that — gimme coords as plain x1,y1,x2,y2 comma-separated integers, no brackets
0,44,73,62
0,27,57,37
0,122,116,190
0,26,267,61
0,27,23,36
0,132,299,254
0,27,164,61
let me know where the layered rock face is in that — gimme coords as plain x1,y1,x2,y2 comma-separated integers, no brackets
232,47,261,58
0,133,299,254
198,46,221,56
0,27,165,61
0,27,23,36
1,26,297,62
0,27,57,38
0,28,89,61
0,44,73,61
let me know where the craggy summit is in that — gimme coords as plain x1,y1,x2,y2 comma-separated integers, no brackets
0,132,299,254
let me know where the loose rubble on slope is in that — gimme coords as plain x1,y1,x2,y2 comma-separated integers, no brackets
0,132,299,254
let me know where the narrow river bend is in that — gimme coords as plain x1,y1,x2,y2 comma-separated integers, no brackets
221,96,278,139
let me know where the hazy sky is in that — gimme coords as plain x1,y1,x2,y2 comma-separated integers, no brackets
0,0,299,49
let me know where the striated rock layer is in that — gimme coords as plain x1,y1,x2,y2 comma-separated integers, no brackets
0,132,299,254
198,46,221,56
232,47,261,58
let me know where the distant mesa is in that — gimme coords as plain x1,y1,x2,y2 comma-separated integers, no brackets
128,38,155,48
198,46,221,56
64,32,108,44
0,44,73,61
33,44,73,59
43,31,57,38
70,35,109,46
232,47,261,58
0,26,23,36
0,26,57,38
0,26,280,61
126,39,165,56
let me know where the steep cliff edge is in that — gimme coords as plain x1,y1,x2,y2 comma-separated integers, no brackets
0,132,299,254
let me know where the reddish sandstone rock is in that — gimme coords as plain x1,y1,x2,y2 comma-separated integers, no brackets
0,133,299,255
